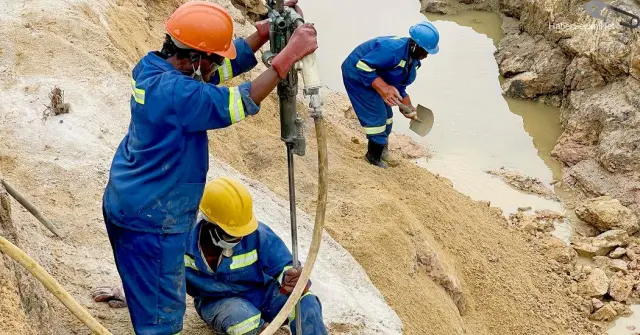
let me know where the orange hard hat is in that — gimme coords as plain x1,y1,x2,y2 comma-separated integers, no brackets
165,1,237,59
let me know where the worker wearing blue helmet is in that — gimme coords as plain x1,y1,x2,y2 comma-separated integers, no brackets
341,21,440,168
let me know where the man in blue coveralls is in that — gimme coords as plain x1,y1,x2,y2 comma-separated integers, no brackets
186,177,327,335
341,21,440,168
92,1,318,334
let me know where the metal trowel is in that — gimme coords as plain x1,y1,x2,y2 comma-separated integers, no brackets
398,103,434,137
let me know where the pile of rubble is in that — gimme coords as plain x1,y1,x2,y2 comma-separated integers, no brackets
509,195,640,324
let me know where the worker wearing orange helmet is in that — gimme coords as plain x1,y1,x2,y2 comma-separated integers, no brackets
96,1,318,334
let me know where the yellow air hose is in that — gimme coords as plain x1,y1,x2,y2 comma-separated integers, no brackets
0,235,113,335
260,115,328,335
260,48,329,334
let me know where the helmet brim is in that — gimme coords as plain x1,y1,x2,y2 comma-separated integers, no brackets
425,44,439,55
213,42,237,60
223,214,258,237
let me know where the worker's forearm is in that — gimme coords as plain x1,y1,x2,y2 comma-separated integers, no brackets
249,67,280,104
245,32,268,53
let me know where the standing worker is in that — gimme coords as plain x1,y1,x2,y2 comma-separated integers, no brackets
185,177,328,335
341,21,440,168
95,1,318,334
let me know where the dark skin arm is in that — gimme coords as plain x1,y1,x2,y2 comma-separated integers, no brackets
249,67,281,104
245,31,266,53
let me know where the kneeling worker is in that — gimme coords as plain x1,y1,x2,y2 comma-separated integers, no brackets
185,177,328,335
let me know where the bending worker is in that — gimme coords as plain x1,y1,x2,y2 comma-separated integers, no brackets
341,21,440,168
186,177,328,335
96,1,318,334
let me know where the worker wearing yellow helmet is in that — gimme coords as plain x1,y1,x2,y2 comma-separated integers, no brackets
186,177,328,335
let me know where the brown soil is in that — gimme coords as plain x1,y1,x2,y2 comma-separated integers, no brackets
0,0,607,334
210,87,603,334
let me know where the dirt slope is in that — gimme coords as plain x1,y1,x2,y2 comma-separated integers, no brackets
0,0,608,334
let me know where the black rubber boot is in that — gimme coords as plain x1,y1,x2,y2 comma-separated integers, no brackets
381,143,390,161
365,141,388,168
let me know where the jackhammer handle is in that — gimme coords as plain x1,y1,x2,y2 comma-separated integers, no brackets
299,53,322,91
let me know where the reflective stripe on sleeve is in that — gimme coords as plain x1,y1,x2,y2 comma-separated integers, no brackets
356,60,375,72
217,59,233,83
131,79,145,105
228,86,246,124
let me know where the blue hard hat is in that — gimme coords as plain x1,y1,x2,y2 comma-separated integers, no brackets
409,21,440,54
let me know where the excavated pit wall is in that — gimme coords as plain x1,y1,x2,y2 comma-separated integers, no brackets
420,0,640,219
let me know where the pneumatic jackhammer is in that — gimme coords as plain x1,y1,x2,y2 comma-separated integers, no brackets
260,0,326,334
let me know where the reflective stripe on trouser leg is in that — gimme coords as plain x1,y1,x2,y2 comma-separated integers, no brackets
196,297,263,335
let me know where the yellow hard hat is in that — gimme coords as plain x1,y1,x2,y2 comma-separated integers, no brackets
199,177,258,237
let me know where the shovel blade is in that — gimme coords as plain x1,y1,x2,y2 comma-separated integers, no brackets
409,104,434,137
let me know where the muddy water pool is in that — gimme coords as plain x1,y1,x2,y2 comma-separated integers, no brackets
300,2,638,332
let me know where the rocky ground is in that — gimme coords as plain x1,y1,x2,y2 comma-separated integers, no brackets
509,195,640,326
420,0,640,223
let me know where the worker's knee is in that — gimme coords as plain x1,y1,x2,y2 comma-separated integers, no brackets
289,293,328,335
198,298,263,335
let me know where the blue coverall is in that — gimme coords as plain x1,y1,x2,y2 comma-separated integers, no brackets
341,36,421,145
185,221,327,335
102,38,260,335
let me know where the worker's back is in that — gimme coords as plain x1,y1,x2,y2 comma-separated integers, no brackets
341,36,420,92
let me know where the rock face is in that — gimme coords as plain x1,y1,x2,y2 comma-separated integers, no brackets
421,0,640,220
495,34,569,100
575,196,639,234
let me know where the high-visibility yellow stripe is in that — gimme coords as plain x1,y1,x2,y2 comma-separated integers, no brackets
217,59,233,83
356,60,374,72
277,265,294,284
396,60,406,68
288,292,315,323
364,125,386,135
228,313,261,335
386,118,393,125
228,87,246,124
391,36,402,40
184,255,198,271
131,79,145,105
230,250,258,270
